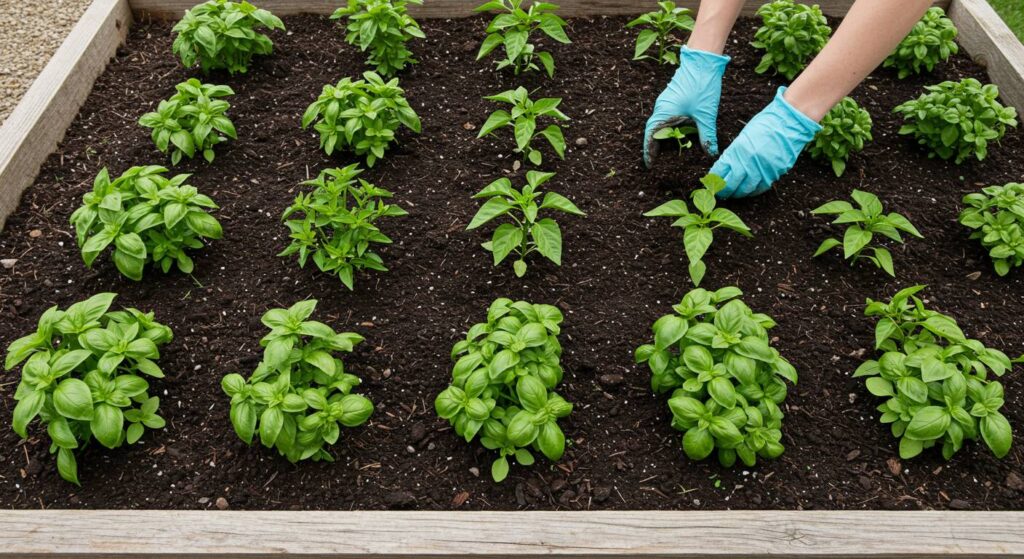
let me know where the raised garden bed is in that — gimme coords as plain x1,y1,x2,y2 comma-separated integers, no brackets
1,0,1023,556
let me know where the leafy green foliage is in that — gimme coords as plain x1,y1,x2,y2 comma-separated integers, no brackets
280,165,407,290
894,79,1018,164
959,182,1024,276
331,0,425,77
70,166,223,281
171,0,285,74
812,190,922,277
653,125,697,155
475,0,571,77
467,171,584,278
644,174,752,287
807,97,872,177
858,285,1016,460
221,300,374,462
478,86,569,166
139,79,236,165
883,7,959,79
5,293,173,485
751,0,831,80
635,287,797,467
435,298,572,482
626,1,694,65
301,71,421,166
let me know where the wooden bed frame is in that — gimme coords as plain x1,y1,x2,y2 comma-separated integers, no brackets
1,0,1023,556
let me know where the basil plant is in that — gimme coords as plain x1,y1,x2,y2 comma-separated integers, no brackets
858,285,1016,460
221,300,374,462
5,293,173,485
635,287,797,467
435,298,572,482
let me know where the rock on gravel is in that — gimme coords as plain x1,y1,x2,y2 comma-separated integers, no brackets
0,0,93,124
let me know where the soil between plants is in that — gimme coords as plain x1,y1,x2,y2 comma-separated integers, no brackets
1,15,1023,511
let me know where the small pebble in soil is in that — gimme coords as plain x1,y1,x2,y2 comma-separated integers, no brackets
215,497,229,510
0,259,15,269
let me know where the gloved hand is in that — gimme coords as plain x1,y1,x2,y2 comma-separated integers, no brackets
710,86,822,199
643,46,730,168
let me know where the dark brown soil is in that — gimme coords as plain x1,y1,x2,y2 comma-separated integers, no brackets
1,14,1022,511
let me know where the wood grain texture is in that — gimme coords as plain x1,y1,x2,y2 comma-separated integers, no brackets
0,0,132,231
128,0,951,21
949,0,1024,111
0,510,1022,558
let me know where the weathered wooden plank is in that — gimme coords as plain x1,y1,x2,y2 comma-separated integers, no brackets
0,510,1022,558
129,0,951,21
0,0,132,231
949,0,1024,112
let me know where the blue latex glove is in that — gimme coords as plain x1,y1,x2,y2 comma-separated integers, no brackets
711,86,822,199
643,46,730,168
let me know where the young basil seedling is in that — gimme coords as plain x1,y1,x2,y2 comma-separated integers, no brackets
475,0,571,77
811,189,922,277
883,7,958,79
280,164,407,290
479,87,569,167
139,79,237,165
302,71,421,167
331,0,425,77
751,0,831,80
435,298,572,482
70,166,223,281
172,0,285,74
467,171,584,278
959,182,1024,276
645,174,752,287
5,292,173,485
221,300,374,463
894,78,1018,164
859,285,1016,460
635,287,797,467
652,125,697,155
626,1,694,65
807,97,872,177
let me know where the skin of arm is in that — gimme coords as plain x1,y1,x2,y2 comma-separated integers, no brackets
783,0,934,120
686,0,747,54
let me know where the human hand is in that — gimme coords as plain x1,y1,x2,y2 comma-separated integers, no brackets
643,46,730,167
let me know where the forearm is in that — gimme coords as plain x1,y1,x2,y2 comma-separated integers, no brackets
785,0,933,121
687,0,746,54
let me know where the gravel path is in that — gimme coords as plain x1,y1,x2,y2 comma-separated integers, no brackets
0,0,93,125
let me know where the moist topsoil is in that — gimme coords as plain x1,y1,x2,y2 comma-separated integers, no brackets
1,14,1022,511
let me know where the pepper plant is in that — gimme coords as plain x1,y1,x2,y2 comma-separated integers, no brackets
858,285,1016,460
138,79,237,165
171,0,285,74
894,79,1018,164
959,182,1024,276
812,190,922,277
644,174,752,287
883,7,958,79
635,287,797,467
221,300,374,462
626,1,695,64
331,0,425,77
751,0,831,80
280,165,407,290
478,87,569,166
302,71,421,167
807,97,872,177
653,125,697,156
466,171,584,278
435,298,572,482
70,166,223,281
5,293,173,485
475,0,570,77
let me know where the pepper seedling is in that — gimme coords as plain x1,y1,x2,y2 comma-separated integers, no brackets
645,174,752,287
652,125,697,155
479,86,569,166
475,0,570,77
467,171,585,278
626,1,694,65
812,189,922,277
